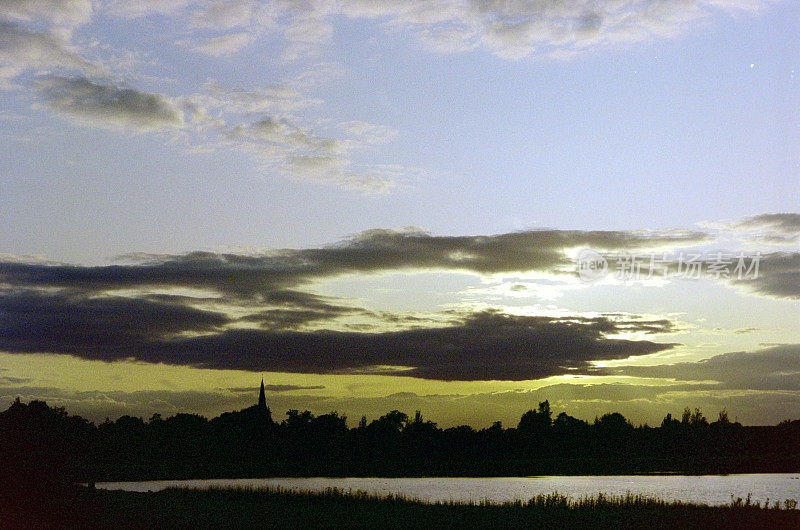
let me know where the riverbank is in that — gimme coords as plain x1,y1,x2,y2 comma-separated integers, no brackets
90,474,800,506
3,486,800,529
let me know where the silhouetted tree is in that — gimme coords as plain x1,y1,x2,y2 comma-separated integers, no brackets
2,398,799,483
518,401,552,437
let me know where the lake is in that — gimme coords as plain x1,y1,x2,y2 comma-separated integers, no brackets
96,474,800,506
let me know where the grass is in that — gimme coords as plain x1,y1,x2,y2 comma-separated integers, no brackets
2,486,799,529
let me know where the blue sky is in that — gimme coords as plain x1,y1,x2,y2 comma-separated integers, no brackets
0,0,798,427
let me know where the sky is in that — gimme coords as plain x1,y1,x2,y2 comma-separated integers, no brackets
0,0,798,428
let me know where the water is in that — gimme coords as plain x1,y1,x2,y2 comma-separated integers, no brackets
96,474,800,506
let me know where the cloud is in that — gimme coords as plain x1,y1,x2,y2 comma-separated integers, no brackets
0,227,711,299
338,120,399,145
0,227,705,381
228,116,343,154
17,226,795,381
0,0,92,28
0,2,99,88
190,0,269,30
0,289,679,380
214,105,401,192
732,213,800,244
740,213,800,233
266,384,325,392
225,116,390,191
0,65,23,89
576,244,799,300
731,251,800,299
0,21,96,75
101,0,190,19
95,0,777,66
193,32,255,57
601,344,800,391
0,289,229,358
196,81,321,114
0,2,405,195
231,384,326,393
285,156,397,194
34,76,184,130
239,290,368,329
226,0,778,62
699,212,800,246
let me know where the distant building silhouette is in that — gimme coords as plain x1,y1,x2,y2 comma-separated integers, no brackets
258,378,267,411
252,377,272,424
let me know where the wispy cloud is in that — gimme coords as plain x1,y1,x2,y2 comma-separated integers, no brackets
192,32,255,57
338,121,399,145
336,0,774,60
227,116,343,154
181,82,406,193
88,0,781,64
135,0,780,62
189,0,269,30
0,21,97,76
101,0,190,19
0,2,406,193
1,0,93,28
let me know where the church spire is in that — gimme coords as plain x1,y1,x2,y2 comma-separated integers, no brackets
258,377,266,411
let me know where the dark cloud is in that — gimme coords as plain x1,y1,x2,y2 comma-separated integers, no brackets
0,289,228,358
313,228,708,275
150,311,676,380
241,307,363,329
733,213,800,239
0,228,710,380
237,290,367,328
704,212,800,245
731,252,800,299
34,76,184,130
0,287,678,380
587,249,800,300
601,345,800,391
0,228,710,298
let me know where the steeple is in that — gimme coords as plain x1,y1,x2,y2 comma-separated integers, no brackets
258,377,267,411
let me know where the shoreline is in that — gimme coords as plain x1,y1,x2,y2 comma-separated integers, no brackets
4,486,800,529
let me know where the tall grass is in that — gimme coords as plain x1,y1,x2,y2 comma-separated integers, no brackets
177,485,799,511
5,486,799,528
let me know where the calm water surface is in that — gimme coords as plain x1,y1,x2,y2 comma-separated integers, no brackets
97,474,800,506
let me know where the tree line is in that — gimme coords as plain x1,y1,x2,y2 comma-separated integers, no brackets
2,398,799,490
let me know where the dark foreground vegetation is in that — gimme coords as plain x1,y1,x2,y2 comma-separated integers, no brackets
2,486,800,529
2,397,798,485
